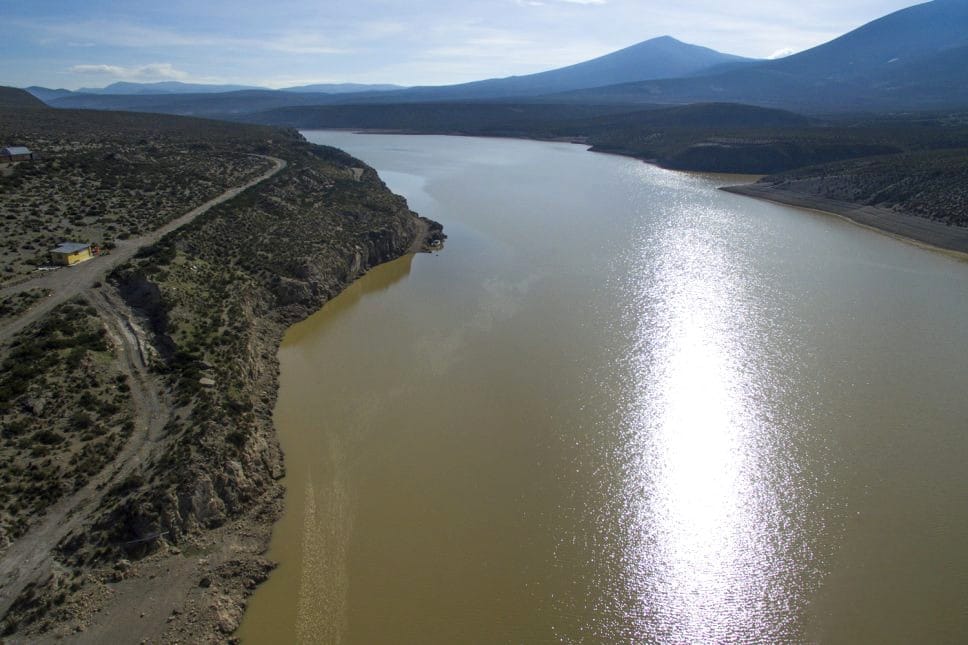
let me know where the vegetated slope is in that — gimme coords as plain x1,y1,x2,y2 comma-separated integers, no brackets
749,148,968,227
0,87,46,110
555,0,968,111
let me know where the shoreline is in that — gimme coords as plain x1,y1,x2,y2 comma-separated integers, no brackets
721,183,968,260
299,129,968,261
309,129,968,260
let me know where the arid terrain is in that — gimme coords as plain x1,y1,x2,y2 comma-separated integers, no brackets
0,106,275,284
0,90,441,642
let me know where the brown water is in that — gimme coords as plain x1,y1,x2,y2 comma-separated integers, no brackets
239,133,968,644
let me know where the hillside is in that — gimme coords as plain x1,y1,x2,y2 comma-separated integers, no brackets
0,87,46,110
240,102,648,132
737,149,968,228
723,148,968,253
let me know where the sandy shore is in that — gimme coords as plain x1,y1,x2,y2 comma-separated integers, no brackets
722,183,968,258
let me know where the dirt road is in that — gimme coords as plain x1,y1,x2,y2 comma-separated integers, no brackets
0,155,286,345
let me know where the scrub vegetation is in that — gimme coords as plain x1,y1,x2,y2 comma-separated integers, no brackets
0,108,274,283
751,149,968,227
0,298,133,546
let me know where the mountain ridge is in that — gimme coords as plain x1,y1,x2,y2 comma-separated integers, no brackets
553,0,968,111
28,1,968,115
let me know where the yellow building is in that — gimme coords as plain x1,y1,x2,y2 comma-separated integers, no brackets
50,242,95,266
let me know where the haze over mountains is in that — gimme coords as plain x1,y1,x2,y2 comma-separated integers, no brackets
23,0,968,116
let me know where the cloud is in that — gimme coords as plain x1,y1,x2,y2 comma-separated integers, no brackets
767,47,797,59
67,63,189,81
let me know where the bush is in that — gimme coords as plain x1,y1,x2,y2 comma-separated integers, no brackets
31,429,64,445
70,411,93,429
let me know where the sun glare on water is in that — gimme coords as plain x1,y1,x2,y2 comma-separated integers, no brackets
613,181,804,641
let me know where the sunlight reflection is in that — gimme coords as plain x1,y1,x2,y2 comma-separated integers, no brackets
622,195,775,641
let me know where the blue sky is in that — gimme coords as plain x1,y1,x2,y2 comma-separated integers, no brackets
1,0,919,89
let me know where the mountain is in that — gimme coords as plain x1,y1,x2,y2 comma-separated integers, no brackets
766,0,968,80
75,81,267,94
280,83,407,93
327,36,755,103
24,86,73,102
42,36,752,113
555,0,968,111
33,2,968,116
0,86,48,109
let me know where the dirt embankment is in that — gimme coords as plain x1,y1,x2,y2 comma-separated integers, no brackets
720,148,968,255
0,140,443,642
722,183,968,256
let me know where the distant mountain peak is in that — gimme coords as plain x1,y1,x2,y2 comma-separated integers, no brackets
377,35,756,101
554,0,968,112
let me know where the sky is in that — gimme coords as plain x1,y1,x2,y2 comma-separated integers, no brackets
1,0,922,90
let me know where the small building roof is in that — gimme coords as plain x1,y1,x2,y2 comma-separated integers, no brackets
1,146,31,155
52,242,91,254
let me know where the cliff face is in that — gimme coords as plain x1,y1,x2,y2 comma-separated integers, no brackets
102,146,439,552
109,203,431,550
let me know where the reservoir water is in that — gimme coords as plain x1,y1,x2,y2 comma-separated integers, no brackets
240,133,968,643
